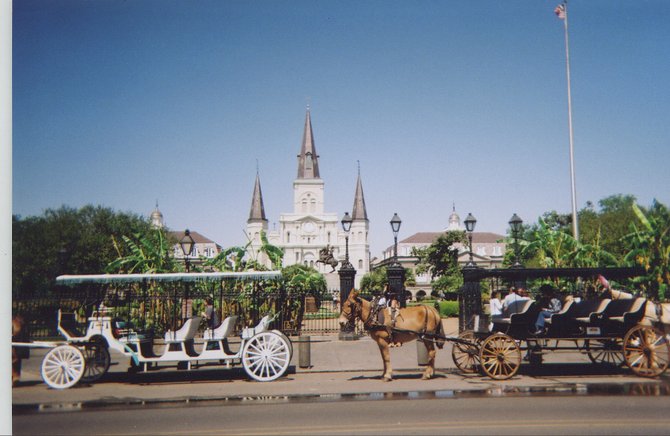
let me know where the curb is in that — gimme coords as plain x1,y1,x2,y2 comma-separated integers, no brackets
13,380,670,415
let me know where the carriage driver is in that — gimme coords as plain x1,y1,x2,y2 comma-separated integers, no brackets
383,284,403,347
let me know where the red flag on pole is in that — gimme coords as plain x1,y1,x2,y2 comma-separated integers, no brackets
555,4,566,20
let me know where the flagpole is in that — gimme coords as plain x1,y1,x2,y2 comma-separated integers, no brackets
562,1,579,241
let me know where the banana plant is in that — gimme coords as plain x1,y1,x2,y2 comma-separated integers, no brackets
623,202,670,301
107,228,178,274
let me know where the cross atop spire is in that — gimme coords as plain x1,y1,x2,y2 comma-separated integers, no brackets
296,109,320,179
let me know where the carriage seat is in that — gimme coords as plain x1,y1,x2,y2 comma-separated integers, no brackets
164,316,202,343
543,299,575,326
241,315,272,339
495,300,536,325
573,299,611,324
203,315,238,340
57,310,85,340
607,298,646,325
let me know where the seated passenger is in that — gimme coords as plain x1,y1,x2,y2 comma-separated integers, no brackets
534,285,562,335
489,290,504,330
502,286,530,315
201,296,220,329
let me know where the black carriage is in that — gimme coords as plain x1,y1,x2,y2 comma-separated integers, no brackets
450,267,670,380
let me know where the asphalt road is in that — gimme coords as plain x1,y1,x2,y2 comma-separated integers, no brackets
13,395,670,435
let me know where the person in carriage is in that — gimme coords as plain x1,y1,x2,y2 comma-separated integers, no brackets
534,284,562,335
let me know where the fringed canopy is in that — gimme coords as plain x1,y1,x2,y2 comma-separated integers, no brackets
55,271,282,286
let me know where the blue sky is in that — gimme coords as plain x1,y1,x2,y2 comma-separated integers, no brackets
11,0,670,257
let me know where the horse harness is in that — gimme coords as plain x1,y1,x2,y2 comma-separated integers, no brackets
353,297,433,341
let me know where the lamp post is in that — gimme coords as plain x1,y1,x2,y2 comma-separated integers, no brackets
390,213,401,265
338,212,357,340
387,213,406,308
460,213,482,332
508,213,523,268
179,229,195,272
463,213,477,268
179,229,195,322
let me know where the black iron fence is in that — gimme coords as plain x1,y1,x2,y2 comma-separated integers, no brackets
12,285,344,340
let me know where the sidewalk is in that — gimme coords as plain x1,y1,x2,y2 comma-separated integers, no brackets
12,319,670,412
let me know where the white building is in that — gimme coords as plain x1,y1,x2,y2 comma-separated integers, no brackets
245,110,370,288
375,207,507,300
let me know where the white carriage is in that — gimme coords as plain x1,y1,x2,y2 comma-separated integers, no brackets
15,271,293,389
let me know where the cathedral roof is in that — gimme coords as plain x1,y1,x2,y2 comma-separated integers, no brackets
150,202,164,228
296,109,320,179
248,172,267,223
400,232,504,245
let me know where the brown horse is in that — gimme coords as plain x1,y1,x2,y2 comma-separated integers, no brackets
338,290,445,381
12,315,28,386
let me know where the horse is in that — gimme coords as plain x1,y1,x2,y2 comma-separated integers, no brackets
338,290,445,381
12,315,28,386
316,245,339,272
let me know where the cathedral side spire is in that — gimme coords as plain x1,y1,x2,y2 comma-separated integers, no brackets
296,109,320,179
351,164,368,221
248,172,267,223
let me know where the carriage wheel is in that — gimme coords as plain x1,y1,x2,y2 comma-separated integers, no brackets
272,330,293,360
479,334,521,380
623,325,669,378
41,345,85,389
80,342,111,383
242,331,291,382
451,330,480,374
585,338,625,367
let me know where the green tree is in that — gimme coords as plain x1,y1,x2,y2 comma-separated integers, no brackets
624,201,670,301
13,205,150,296
412,231,467,293
580,194,637,261
359,267,388,294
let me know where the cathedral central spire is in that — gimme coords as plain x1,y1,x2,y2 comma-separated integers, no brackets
297,109,320,179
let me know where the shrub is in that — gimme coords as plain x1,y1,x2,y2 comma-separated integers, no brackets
437,301,459,318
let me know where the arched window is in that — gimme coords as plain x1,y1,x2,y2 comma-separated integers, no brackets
358,259,363,269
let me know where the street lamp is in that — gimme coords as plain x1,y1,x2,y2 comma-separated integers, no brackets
338,212,356,340
508,213,523,268
341,212,353,268
387,213,405,308
464,213,477,268
179,229,195,272
390,213,401,264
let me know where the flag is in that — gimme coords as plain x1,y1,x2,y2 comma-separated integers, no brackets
555,4,566,20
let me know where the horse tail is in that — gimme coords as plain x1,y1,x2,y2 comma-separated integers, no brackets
433,308,446,349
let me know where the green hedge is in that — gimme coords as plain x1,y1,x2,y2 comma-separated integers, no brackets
437,301,459,318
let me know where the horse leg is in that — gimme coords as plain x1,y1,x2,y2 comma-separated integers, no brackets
374,335,393,381
12,348,21,386
421,341,437,380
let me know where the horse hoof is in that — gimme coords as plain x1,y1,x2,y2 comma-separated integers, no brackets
383,376,393,382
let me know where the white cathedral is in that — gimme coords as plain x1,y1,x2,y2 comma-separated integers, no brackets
245,110,370,288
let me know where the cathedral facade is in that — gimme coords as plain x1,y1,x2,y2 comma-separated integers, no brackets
245,110,370,288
